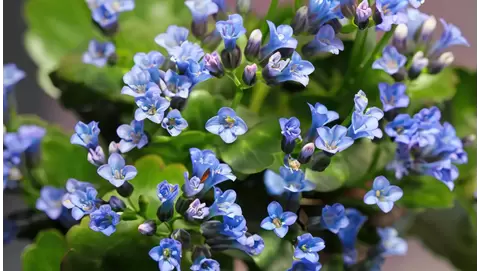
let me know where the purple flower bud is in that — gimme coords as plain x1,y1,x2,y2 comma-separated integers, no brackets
138,220,157,236
191,20,208,39
204,52,224,77
171,229,192,249
428,52,454,74
221,46,242,70
340,0,355,19
354,0,372,30
186,199,210,221
291,6,309,35
108,141,120,154
87,146,106,167
298,143,315,164
116,182,134,197
242,64,257,86
108,196,126,211
408,51,429,79
393,24,408,53
244,29,262,61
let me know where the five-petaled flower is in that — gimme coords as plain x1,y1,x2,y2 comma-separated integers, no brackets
372,45,407,75
89,204,120,236
208,187,242,219
264,167,316,196
134,88,170,124
263,52,314,87
216,14,246,51
161,109,189,136
68,186,99,220
260,21,298,60
154,25,190,55
304,24,344,55
149,238,183,271
320,203,350,234
157,180,179,203
133,51,165,83
294,233,325,263
121,66,154,97
82,39,116,67
117,120,148,153
260,201,298,238
379,82,409,112
315,125,354,154
70,121,100,149
36,186,65,220
364,176,403,213
205,107,248,144
160,70,192,99
97,153,138,187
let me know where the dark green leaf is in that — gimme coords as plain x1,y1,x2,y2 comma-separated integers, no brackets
182,90,224,131
22,230,67,271
398,176,455,209
251,231,294,271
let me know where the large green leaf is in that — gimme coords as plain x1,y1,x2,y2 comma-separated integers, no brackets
22,230,68,271
398,176,455,209
219,119,282,175
251,231,294,271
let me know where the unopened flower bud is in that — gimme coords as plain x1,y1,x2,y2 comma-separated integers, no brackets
327,19,342,34
202,30,223,52
221,46,242,70
191,20,208,39
204,52,224,78
108,196,126,211
116,182,134,198
192,245,212,260
298,143,315,164
156,204,174,222
175,196,194,215
393,24,408,53
244,29,262,61
281,135,296,154
354,0,372,30
391,68,407,82
170,97,187,110
236,0,251,14
311,152,331,172
171,229,191,249
428,52,454,74
408,51,429,79
373,6,383,26
417,15,437,43
242,64,257,86
462,134,476,147
340,0,356,19
138,220,157,236
108,141,120,154
87,146,105,167
291,6,309,35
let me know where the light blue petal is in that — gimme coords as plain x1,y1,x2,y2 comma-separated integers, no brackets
134,109,148,121
205,116,222,135
281,212,298,226
122,165,138,181
363,190,378,205
304,252,319,263
385,186,403,202
219,129,237,144
373,176,390,190
377,201,394,213
118,140,136,153
267,201,283,217
274,226,289,238
70,134,86,147
264,170,286,196
260,217,275,230
108,153,126,169
97,165,113,181
71,207,85,220
101,225,116,236
116,124,133,140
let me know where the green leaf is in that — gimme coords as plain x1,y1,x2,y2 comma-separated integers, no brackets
407,69,458,105
182,90,224,131
251,231,294,271
321,255,344,271
64,218,159,270
219,119,282,175
22,230,67,271
305,162,348,192
398,176,455,209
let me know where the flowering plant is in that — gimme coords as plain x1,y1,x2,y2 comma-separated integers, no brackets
5,0,476,270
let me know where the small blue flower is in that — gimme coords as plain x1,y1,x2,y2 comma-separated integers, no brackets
91,5,118,29
62,179,94,207
377,227,408,256
379,82,409,112
104,0,135,13
186,199,210,221
387,143,412,179
280,117,302,144
116,120,148,153
260,201,297,238
191,256,220,271
260,21,298,60
121,66,153,97
308,0,342,31
238,234,265,255
375,0,409,32
134,88,170,124
149,238,182,270
413,106,441,127
87,146,106,167
155,25,190,55
385,114,418,144
304,24,344,55
68,187,99,220
186,59,212,85
182,172,204,198
208,187,242,219
264,167,315,196
430,19,469,55
364,176,403,213
160,70,192,99
82,39,116,67
161,109,189,136
307,102,339,138
263,52,314,87
288,259,322,271
133,51,165,83
409,0,424,8
189,148,236,193
4,126,46,154
185,0,219,22
415,159,458,191
434,122,467,164
347,91,384,140
205,107,248,144
293,233,325,262
157,180,179,203
338,209,368,266
3,63,25,90
372,45,407,75
97,153,138,187
201,215,247,240
70,121,100,149
89,204,120,236
320,203,349,234
216,14,246,51
36,186,65,220
170,41,205,72
315,125,354,154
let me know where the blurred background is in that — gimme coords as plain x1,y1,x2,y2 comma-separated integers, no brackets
4,0,476,270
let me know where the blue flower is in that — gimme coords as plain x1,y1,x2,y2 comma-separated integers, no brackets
385,114,418,144
216,14,246,51
104,0,135,13
409,0,424,8
186,59,212,85
62,178,94,208
415,159,458,191
3,63,25,89
338,209,367,266
355,0,372,26
134,88,170,124
379,82,409,112
260,201,297,238
149,238,182,270
182,172,204,198
364,176,403,213
68,187,99,220
4,126,46,154
82,40,116,67
377,227,408,256
375,0,409,32
315,125,354,154
264,167,315,196
280,117,302,143
170,41,205,72
87,146,106,167
91,5,118,29
320,203,349,234
36,186,65,220
413,106,441,128
293,233,325,262
307,102,339,138
162,109,189,136
157,180,179,203
116,120,148,153
97,153,138,187
121,66,153,97
347,91,384,140
263,52,314,87
288,259,322,271
89,205,120,236
160,70,192,99
186,199,210,221
185,0,219,22
204,215,247,239
155,25,189,55
205,107,248,144
304,24,344,55
203,52,224,77
212,0,226,11
208,187,242,219
434,122,467,164
308,0,342,31
260,21,298,60
430,19,469,55
70,121,100,149
133,51,165,83
372,45,407,75
191,256,220,271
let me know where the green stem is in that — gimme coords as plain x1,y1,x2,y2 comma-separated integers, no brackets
127,197,139,213
227,72,245,110
361,144,383,185
344,29,368,87
360,26,397,69
249,83,269,114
